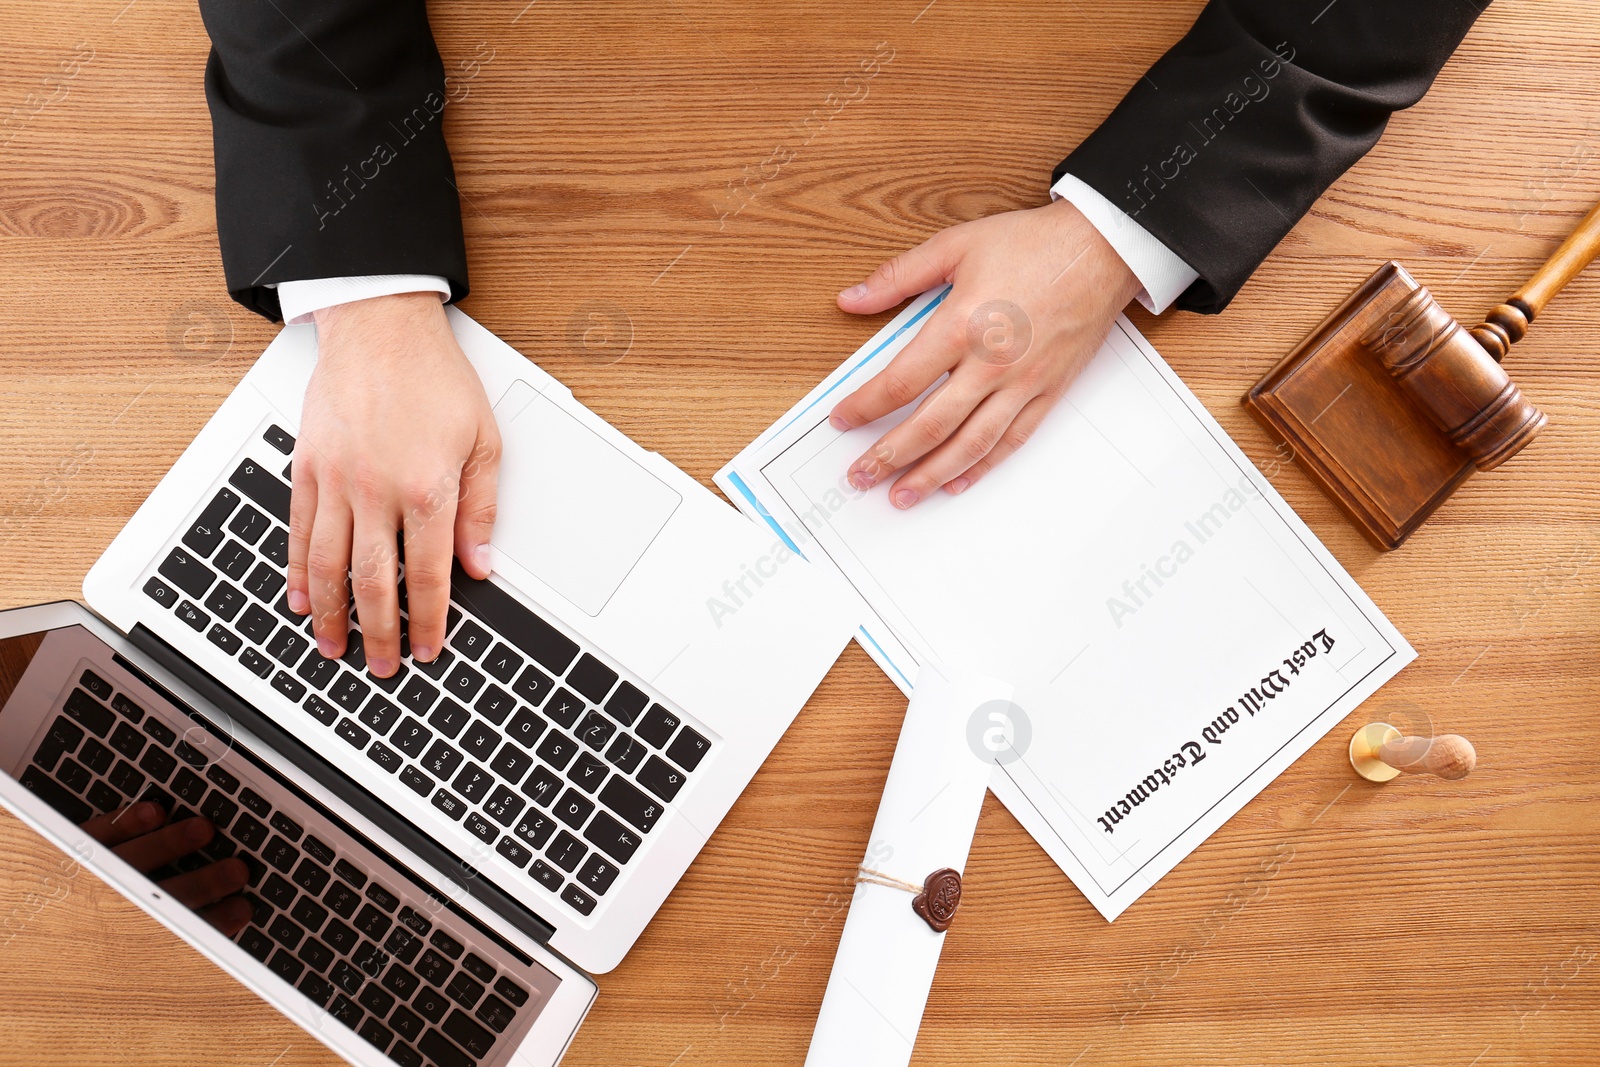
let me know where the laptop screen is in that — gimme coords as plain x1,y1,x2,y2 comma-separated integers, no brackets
0,621,564,1067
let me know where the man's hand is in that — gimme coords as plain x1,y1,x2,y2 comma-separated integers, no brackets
287,292,501,677
829,199,1141,505
82,801,251,936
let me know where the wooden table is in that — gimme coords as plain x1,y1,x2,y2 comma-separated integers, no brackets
2,1,1597,1063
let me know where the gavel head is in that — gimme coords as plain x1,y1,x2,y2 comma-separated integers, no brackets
1358,286,1547,471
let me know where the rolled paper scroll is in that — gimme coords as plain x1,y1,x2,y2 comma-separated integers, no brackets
804,665,1004,1067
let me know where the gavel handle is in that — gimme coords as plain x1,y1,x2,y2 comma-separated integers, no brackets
1470,197,1600,361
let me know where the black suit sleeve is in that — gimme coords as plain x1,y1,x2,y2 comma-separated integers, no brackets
198,0,469,320
1056,1,1488,314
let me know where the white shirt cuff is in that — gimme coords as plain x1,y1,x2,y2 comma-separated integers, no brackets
275,275,452,326
1050,173,1199,314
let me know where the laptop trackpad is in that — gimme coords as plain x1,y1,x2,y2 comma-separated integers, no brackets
491,381,681,616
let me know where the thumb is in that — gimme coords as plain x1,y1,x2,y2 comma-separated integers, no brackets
838,234,954,315
454,432,501,580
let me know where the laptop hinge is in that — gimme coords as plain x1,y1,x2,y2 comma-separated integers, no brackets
127,622,559,947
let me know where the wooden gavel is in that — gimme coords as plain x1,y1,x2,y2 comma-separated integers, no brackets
1246,195,1600,549
1349,722,1477,782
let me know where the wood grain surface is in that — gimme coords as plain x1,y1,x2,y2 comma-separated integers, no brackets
2,1,1598,1064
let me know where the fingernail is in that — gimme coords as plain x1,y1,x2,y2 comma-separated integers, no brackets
318,637,339,658
948,477,971,495
412,645,435,664
841,283,870,301
288,589,309,614
133,801,162,826
369,658,395,678
473,543,491,573
185,817,212,843
849,469,876,491
893,488,920,509
829,414,853,431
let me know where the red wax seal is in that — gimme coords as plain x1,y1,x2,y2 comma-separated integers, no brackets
911,867,962,933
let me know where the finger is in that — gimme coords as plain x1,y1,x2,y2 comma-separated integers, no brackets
888,388,1031,507
847,365,992,500
454,432,501,582
351,509,403,678
402,476,458,665
286,450,320,616
158,857,249,912
80,800,165,847
198,895,254,938
941,392,1059,495
836,232,954,316
829,304,967,438
112,815,214,873
306,487,354,658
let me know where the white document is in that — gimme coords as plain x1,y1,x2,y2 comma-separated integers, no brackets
805,665,997,1067
715,286,1416,919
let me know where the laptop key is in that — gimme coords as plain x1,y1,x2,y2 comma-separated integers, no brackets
264,424,295,454
260,527,289,568
144,718,178,747
331,673,373,712
200,789,239,828
268,913,304,949
79,736,114,776
667,726,712,771
297,971,334,1007
292,857,330,896
421,740,463,780
441,1008,495,1057
400,766,433,796
296,649,340,690
473,684,515,726
398,675,440,716
382,964,421,1000
206,624,242,655
459,720,499,761
270,671,307,703
450,564,578,673
238,926,274,962
426,697,469,739
237,603,276,644
19,766,92,823
235,813,270,850
578,854,620,895
239,647,273,678
567,752,608,793
444,971,484,1010
635,704,680,748
419,1028,474,1067
158,547,216,599
390,716,433,759
228,503,269,545
355,902,393,940
57,758,92,794
576,710,615,751
535,732,577,770
204,580,246,621
385,927,423,965
603,681,649,726
462,952,496,985
143,575,179,609
451,618,492,661
171,767,206,805
560,883,598,916
175,600,209,631
229,459,289,523
214,540,255,582
480,642,523,685
86,780,128,812
565,654,617,704
329,958,364,995
488,742,534,785
482,784,525,827
205,764,240,793
64,688,114,737
414,987,451,1027
416,947,453,985
243,561,286,603
291,896,329,934
637,754,686,802
107,760,146,797
601,776,663,832
139,745,177,783
527,859,563,892
324,881,361,919
513,811,556,850
263,837,299,875
366,882,400,912
431,789,467,821
606,734,647,773
367,741,402,773
266,626,308,667
494,835,532,867
452,763,493,803
552,789,594,830
335,719,370,749
302,694,340,727
464,812,496,843
542,688,584,729
107,722,142,760
505,707,546,749
521,764,562,807
329,992,362,1027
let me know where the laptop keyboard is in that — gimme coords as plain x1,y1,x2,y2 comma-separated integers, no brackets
19,665,557,1067
136,424,712,923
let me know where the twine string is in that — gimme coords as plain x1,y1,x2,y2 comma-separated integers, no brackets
855,866,922,894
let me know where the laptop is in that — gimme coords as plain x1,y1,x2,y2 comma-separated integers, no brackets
0,309,856,1065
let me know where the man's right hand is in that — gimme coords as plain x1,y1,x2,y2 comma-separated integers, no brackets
287,292,501,677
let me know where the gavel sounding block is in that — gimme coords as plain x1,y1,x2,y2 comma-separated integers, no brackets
1244,262,1476,550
